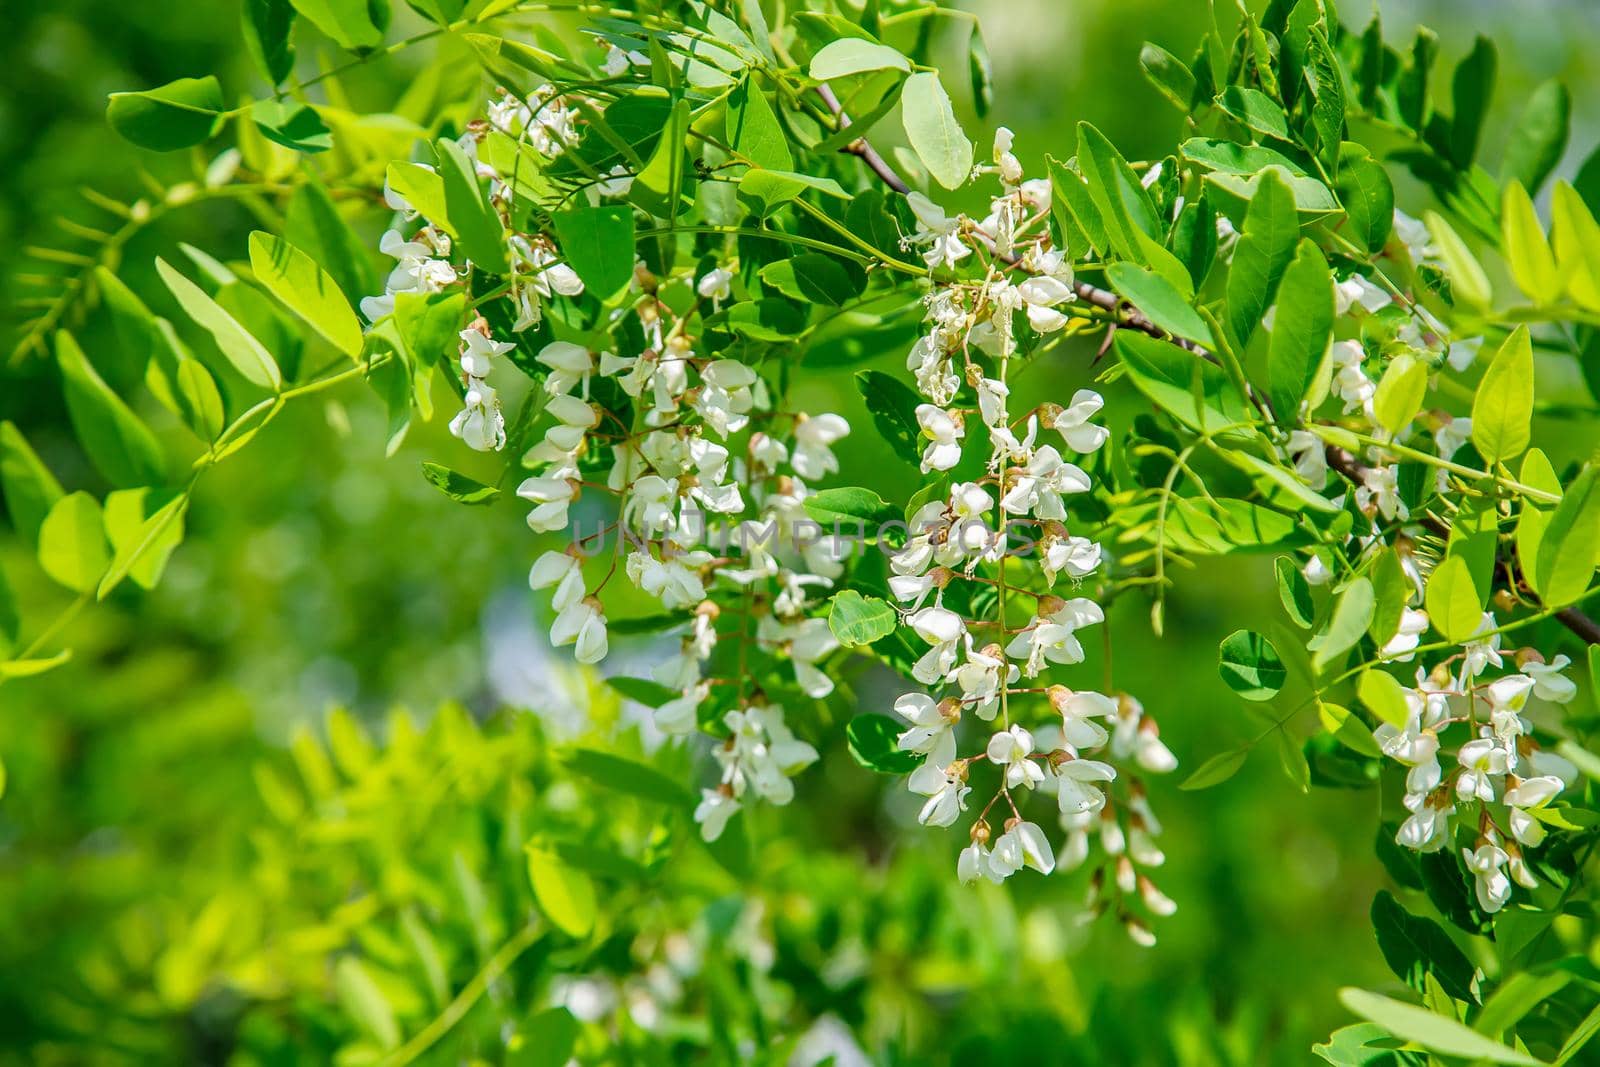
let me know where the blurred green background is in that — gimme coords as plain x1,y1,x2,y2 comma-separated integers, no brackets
3,1,1600,1063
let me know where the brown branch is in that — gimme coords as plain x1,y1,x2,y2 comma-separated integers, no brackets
816,85,910,195
1325,445,1600,646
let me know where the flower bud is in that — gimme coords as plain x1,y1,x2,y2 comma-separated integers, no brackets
1123,915,1157,947
1035,594,1067,616
970,819,991,845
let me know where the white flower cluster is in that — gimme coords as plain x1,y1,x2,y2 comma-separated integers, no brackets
362,84,601,457
1373,615,1577,912
516,281,851,839
694,703,820,842
885,130,1178,941
355,81,855,843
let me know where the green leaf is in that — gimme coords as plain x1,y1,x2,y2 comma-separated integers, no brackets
156,258,282,390
630,97,693,218
829,590,897,647
1320,701,1382,758
845,715,921,774
1502,181,1561,302
248,232,363,358
1471,326,1534,464
1475,971,1572,1040
1226,168,1299,348
1534,466,1600,607
1426,554,1483,642
99,489,186,598
1113,332,1250,435
1139,43,1195,111
726,75,793,171
1267,239,1334,419
761,255,860,307
1046,155,1107,258
1334,144,1395,255
37,492,110,594
853,370,922,466
1558,1002,1600,1065
1515,448,1561,588
603,676,679,708
56,332,165,488
1368,548,1410,647
1275,556,1314,627
1337,988,1543,1065
1424,211,1492,310
1502,80,1570,195
1313,1023,1404,1066
1303,28,1345,166
106,77,223,151
901,72,972,191
1309,576,1374,672
1276,731,1310,793
436,138,508,273
334,958,400,1050
1105,263,1211,345
1218,86,1289,141
1077,122,1161,263
1552,182,1600,312
421,462,500,505
1448,36,1497,168
243,0,297,85
1358,668,1410,730
1180,747,1248,791
394,291,465,368
808,38,909,79
289,0,385,51
0,422,65,548
383,161,446,231
285,177,376,304
526,845,597,938
1371,891,1477,1004
1217,629,1285,701
511,1007,580,1067
566,747,695,807
167,334,226,442
803,487,896,526
735,169,849,218
94,267,160,379
0,651,72,680
550,206,635,300
1371,351,1429,437
251,99,332,153
0,561,15,652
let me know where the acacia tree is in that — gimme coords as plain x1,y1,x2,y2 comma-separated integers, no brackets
5,0,1600,1061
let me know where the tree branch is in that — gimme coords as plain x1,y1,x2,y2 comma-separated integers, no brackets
1325,446,1599,646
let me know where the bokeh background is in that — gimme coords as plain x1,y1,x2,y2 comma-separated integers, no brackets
2,1,1599,1063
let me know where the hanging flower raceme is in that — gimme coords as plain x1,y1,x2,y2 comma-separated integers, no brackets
882,137,1178,942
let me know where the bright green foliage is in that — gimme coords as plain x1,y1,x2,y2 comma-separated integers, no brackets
4,0,1600,1064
